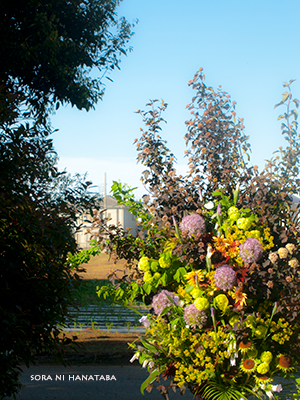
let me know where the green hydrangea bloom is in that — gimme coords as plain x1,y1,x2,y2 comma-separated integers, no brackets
159,253,172,269
247,348,258,359
191,288,201,299
214,294,229,312
254,325,267,339
247,230,261,239
257,362,270,374
153,272,161,281
261,351,273,364
237,217,252,231
244,315,255,328
228,206,240,221
138,256,150,271
229,314,240,327
143,271,153,283
194,297,210,311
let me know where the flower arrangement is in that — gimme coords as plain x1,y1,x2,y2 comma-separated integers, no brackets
95,70,300,399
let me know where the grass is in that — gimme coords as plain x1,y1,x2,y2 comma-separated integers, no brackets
66,253,144,332
72,279,112,307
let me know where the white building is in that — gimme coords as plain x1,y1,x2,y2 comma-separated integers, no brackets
75,195,138,250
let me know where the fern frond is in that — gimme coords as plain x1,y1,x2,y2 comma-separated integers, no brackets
201,380,256,400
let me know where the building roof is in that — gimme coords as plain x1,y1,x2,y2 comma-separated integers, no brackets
99,195,127,209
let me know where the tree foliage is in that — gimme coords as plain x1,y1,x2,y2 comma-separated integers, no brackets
0,88,100,399
0,0,134,112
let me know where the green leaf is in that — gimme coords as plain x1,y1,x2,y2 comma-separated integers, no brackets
140,338,157,353
159,272,168,286
140,369,160,395
185,284,194,294
282,92,289,103
274,101,284,109
173,267,187,282
142,283,152,295
292,109,298,120
293,99,300,108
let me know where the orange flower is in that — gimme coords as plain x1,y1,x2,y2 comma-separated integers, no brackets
231,287,247,309
213,236,239,258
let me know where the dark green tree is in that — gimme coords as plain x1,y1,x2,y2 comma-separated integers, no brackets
0,2,135,396
0,0,134,112
0,75,102,400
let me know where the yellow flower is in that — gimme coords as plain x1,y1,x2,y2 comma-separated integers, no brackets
277,355,294,372
240,358,256,374
185,270,205,286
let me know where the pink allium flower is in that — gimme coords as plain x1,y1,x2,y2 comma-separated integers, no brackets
239,238,263,263
180,214,206,237
214,265,236,291
183,304,207,328
152,290,179,315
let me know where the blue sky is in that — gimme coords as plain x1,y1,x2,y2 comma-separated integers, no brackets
52,0,300,199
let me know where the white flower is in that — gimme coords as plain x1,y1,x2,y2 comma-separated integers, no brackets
204,201,214,210
260,384,266,390
148,361,154,369
139,316,150,328
266,391,274,398
207,245,214,259
142,360,148,368
130,352,140,363
272,384,282,393
179,300,185,307
230,357,236,366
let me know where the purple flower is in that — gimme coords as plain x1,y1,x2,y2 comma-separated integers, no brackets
183,304,207,329
152,290,179,315
239,238,263,263
180,214,206,237
214,265,236,291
